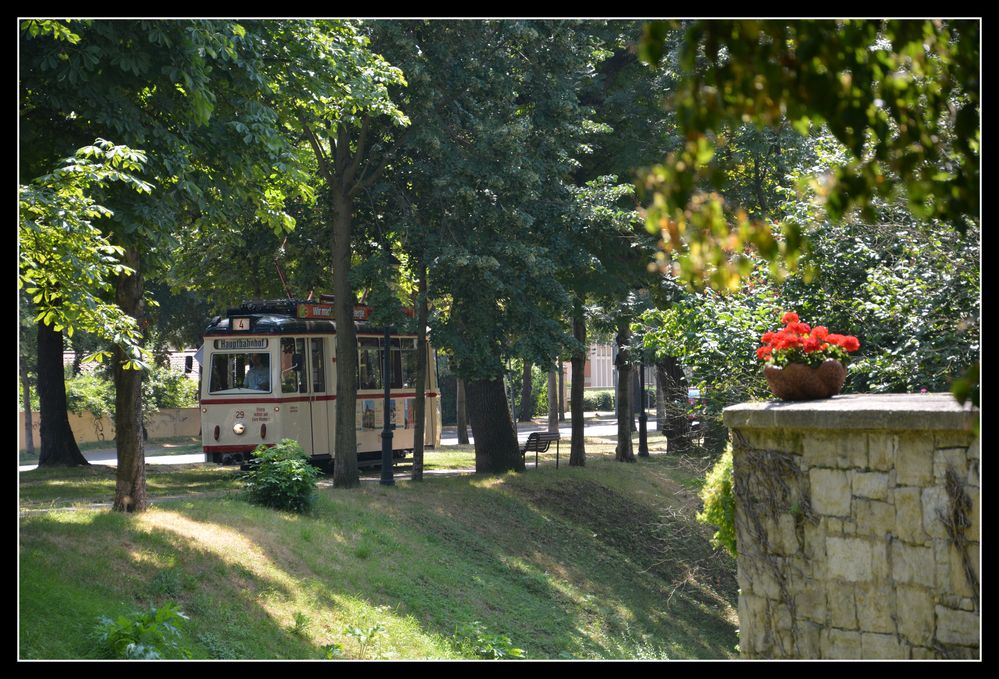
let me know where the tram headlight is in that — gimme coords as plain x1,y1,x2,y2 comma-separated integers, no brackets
233,422,246,435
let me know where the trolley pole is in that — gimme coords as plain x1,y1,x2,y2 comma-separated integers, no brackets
380,325,395,486
638,357,649,457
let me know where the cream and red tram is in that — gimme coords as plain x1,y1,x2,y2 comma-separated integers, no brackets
200,299,441,467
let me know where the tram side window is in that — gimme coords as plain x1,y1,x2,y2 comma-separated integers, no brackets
358,338,382,390
400,339,418,388
311,339,325,393
281,338,307,394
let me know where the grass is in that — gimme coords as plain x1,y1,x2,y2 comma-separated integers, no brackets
19,438,738,660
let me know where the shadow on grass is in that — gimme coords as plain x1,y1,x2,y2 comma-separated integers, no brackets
19,455,737,660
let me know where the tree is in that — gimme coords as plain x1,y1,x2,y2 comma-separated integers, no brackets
19,139,152,468
370,21,600,473
20,20,298,507
638,19,980,289
265,19,408,488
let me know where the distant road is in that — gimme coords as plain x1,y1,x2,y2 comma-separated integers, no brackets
19,413,661,472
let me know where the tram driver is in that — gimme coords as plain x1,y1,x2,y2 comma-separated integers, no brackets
245,353,270,391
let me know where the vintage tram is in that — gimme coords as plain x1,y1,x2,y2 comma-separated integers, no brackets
199,298,441,467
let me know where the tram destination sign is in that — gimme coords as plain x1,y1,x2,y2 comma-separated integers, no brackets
214,338,269,350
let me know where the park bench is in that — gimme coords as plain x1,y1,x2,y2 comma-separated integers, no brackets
522,431,561,469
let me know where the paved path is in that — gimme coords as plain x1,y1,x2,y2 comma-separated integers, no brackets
19,413,662,472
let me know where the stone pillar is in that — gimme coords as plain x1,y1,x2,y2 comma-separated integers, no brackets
724,394,979,659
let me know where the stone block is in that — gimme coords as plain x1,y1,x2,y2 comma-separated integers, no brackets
934,540,977,598
803,520,827,561
910,646,939,660
810,468,852,516
891,541,935,586
969,486,980,539
866,433,897,472
921,486,950,539
967,458,979,487
795,585,827,624
827,537,873,582
854,499,895,538
821,628,862,659
854,582,895,633
827,581,857,629
893,487,928,543
803,431,867,469
935,606,980,646
774,514,800,556
794,620,821,658
896,585,935,646
934,448,968,483
934,431,975,450
739,593,769,655
852,472,891,500
861,632,908,659
871,539,890,580
895,434,934,486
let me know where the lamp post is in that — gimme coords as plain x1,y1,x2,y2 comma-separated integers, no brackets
638,356,649,457
380,242,399,487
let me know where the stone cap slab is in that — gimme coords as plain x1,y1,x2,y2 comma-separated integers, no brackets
723,393,979,432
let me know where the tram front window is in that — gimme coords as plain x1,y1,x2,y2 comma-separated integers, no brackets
209,353,272,393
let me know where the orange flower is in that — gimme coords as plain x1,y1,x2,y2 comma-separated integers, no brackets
781,311,799,325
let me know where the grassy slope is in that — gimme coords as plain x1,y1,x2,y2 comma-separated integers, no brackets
19,444,737,660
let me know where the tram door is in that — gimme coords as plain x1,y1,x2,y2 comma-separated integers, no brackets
308,337,332,455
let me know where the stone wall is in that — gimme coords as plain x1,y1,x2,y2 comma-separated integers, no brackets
724,394,979,659
18,407,201,449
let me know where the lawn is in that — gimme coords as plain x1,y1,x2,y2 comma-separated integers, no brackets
19,437,737,660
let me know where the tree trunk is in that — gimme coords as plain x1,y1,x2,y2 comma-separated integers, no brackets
456,378,470,444
569,302,586,467
112,245,147,512
36,321,88,467
659,355,691,454
558,364,565,422
20,360,36,455
411,262,428,482
331,186,360,488
614,317,635,462
631,365,640,432
517,360,534,422
466,378,523,473
547,369,559,433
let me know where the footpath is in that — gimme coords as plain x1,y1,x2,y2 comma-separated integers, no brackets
19,412,660,473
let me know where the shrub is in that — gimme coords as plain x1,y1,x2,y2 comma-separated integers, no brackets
582,389,615,412
454,621,527,659
94,601,192,659
244,439,320,513
696,445,736,557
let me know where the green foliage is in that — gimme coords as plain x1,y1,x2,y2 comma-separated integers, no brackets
18,140,152,369
696,446,736,557
93,601,192,659
583,389,615,412
454,621,527,660
142,363,199,412
65,372,116,419
639,19,979,290
291,611,311,638
243,439,320,513
343,623,384,660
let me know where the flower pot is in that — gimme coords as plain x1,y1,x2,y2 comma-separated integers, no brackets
764,360,847,401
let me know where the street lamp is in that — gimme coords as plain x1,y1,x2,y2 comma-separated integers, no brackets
380,243,400,487
638,356,649,457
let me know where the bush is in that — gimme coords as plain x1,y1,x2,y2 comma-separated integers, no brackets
582,389,615,412
94,601,192,659
66,371,117,419
696,445,736,557
244,439,320,513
